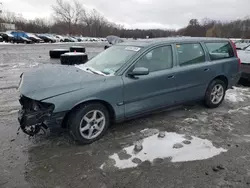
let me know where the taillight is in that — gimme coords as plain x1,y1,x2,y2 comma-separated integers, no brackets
230,40,241,70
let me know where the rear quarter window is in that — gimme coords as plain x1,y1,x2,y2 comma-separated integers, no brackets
205,42,234,61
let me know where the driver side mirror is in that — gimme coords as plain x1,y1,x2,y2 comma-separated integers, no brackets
128,67,149,77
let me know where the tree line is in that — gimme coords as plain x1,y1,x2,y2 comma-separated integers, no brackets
0,0,250,39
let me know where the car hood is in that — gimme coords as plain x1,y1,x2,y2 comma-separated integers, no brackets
19,64,105,100
238,50,250,64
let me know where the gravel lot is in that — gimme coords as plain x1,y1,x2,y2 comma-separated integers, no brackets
0,42,250,188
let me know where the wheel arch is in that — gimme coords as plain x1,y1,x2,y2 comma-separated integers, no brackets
210,75,229,89
61,99,115,128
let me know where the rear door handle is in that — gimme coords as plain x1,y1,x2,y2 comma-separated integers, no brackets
204,68,210,72
168,75,175,79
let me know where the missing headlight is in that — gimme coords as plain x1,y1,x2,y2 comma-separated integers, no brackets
19,95,54,112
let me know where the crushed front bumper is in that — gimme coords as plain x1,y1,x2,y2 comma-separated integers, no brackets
18,95,66,136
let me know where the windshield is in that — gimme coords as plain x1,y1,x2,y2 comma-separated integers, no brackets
79,45,141,75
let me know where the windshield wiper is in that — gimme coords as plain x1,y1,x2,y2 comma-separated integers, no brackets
86,67,106,76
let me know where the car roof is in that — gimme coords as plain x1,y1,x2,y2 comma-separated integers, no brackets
117,37,230,47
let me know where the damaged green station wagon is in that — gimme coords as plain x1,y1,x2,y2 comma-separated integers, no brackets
18,37,241,144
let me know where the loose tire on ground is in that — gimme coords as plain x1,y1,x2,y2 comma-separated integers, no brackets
60,52,88,65
50,49,69,58
70,46,86,53
204,79,226,108
69,103,110,144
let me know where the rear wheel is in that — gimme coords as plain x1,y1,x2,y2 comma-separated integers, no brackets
205,79,226,108
69,103,110,144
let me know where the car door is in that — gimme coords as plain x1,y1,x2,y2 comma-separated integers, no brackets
122,45,178,118
173,42,212,104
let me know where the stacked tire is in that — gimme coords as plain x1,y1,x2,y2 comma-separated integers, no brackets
49,46,88,65
60,52,88,65
70,46,86,53
50,49,69,58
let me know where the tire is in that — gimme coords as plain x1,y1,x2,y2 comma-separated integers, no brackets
50,49,69,58
60,52,88,65
69,103,110,144
204,79,226,108
70,46,86,53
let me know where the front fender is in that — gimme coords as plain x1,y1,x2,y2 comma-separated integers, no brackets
42,77,124,120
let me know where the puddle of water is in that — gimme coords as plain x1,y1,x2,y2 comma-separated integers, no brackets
102,131,227,169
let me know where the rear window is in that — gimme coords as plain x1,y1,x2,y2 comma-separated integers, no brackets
205,42,234,61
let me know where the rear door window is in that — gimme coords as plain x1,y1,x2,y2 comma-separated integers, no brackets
176,43,205,66
205,42,234,60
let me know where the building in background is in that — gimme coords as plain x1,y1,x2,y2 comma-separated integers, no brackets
1,23,15,30
0,2,16,31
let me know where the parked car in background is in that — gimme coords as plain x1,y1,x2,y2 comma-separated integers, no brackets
68,36,78,42
0,36,3,42
73,36,82,42
55,35,65,42
235,39,250,50
238,45,250,81
37,34,56,43
27,33,44,43
229,38,242,43
8,30,32,44
0,32,15,43
80,37,90,42
18,37,32,44
62,36,70,42
18,37,241,144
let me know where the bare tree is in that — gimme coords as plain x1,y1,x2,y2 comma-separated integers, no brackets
52,0,85,34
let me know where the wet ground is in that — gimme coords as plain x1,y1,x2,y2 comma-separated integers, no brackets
0,42,250,188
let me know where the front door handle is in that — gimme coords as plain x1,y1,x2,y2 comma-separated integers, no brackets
204,68,210,72
168,75,175,79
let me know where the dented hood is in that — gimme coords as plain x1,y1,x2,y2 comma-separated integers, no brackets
19,64,105,100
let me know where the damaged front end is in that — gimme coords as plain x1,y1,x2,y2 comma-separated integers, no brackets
18,95,55,136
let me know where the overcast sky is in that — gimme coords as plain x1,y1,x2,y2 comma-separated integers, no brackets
1,0,250,29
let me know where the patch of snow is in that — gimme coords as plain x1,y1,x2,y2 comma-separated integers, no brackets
29,63,39,67
183,118,199,123
228,106,250,114
64,52,85,56
226,91,244,103
225,87,250,103
53,49,68,51
140,128,159,137
0,42,13,45
71,46,84,48
101,131,227,169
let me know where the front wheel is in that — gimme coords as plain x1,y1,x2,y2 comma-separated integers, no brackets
69,103,110,144
204,79,226,108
